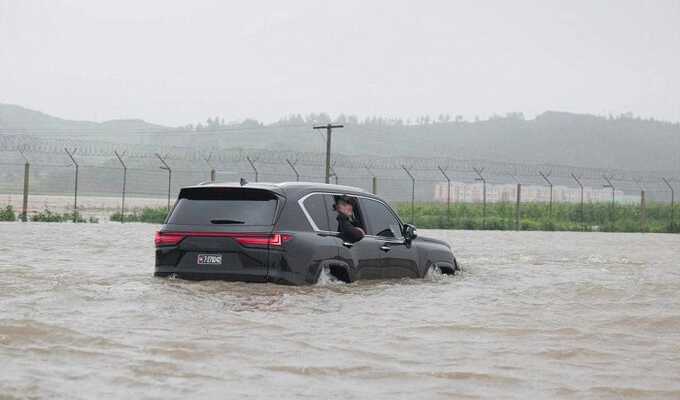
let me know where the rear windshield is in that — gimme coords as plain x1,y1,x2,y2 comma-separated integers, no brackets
167,187,279,226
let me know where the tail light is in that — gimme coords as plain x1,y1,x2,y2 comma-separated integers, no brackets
232,233,292,247
155,231,185,247
155,231,293,248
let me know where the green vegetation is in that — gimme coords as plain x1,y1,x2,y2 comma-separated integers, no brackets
394,202,679,233
110,207,168,224
0,205,17,221
109,203,678,234
30,209,98,223
107,203,678,233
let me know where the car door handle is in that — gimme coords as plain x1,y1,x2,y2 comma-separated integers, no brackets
380,245,391,252
343,242,353,248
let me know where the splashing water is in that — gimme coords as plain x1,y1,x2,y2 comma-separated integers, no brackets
424,265,446,281
315,266,346,286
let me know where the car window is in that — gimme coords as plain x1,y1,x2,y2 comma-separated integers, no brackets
331,194,366,230
360,198,402,238
168,187,278,226
302,193,331,231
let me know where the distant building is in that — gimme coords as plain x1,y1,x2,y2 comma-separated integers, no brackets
433,182,634,204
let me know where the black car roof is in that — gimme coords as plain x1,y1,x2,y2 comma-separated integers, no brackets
182,181,369,198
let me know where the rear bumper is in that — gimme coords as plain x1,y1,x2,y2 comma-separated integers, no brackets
154,266,269,283
153,265,314,285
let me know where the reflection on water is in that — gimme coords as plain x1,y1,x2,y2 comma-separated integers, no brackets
1,222,680,399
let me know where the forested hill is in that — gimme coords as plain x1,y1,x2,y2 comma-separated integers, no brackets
1,103,678,171
0,103,166,136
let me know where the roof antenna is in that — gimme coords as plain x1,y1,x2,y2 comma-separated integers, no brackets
240,177,248,186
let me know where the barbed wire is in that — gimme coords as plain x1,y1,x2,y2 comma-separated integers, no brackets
1,133,677,180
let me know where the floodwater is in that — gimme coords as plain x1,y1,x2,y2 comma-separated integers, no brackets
1,223,679,400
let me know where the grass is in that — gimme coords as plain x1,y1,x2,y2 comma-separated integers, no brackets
394,202,679,233
30,209,99,223
106,203,679,233
110,207,168,224
0,205,17,221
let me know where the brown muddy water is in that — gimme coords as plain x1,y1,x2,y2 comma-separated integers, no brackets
1,223,679,399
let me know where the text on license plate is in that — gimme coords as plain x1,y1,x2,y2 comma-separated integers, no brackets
197,254,222,265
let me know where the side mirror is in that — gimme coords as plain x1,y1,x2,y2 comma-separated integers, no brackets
403,224,417,241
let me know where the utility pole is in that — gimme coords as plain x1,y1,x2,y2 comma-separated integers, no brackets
64,148,79,222
313,123,344,183
329,162,339,184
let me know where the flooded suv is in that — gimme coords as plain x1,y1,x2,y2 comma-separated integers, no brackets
155,182,458,285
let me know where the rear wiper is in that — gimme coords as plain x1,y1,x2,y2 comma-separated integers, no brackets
210,219,245,224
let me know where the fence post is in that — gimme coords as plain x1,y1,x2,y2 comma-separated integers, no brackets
155,153,172,211
633,179,646,232
538,170,553,220
402,165,416,224
18,149,30,222
603,175,615,226
64,148,79,222
511,174,521,231
640,189,646,232
203,153,215,182
571,173,585,231
364,165,377,194
246,156,258,182
662,177,675,232
286,159,300,181
437,166,451,226
114,151,127,223
473,167,486,228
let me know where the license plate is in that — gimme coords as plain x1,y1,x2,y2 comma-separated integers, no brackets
197,254,222,265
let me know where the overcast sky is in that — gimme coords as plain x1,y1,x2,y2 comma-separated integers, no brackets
1,0,679,126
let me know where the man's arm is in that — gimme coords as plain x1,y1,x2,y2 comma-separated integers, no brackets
337,214,365,242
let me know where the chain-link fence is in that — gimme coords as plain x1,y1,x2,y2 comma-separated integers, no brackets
0,134,678,231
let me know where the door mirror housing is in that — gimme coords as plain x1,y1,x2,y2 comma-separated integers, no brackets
403,224,417,241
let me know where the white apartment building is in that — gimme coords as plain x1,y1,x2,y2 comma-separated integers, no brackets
433,182,630,204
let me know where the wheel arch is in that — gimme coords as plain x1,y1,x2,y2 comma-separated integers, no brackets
316,259,354,283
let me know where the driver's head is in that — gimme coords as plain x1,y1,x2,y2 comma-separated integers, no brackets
335,196,354,217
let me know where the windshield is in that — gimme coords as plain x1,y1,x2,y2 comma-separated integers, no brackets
167,187,279,226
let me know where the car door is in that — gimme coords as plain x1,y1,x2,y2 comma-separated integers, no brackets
327,194,383,280
299,193,382,281
360,197,419,279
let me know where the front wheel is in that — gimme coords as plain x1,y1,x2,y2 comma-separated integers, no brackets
425,264,444,280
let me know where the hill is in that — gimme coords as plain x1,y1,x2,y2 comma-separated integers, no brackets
1,103,678,171
0,103,167,137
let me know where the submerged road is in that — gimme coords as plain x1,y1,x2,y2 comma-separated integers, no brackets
1,223,679,399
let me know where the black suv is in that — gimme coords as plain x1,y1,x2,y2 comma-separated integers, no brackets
155,182,458,285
